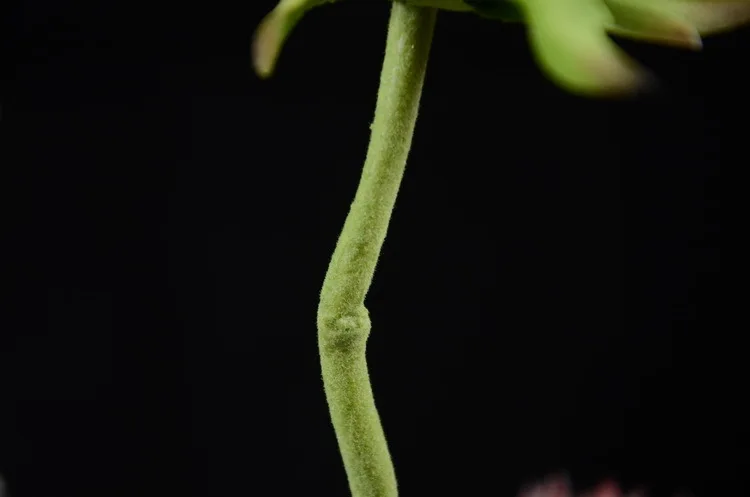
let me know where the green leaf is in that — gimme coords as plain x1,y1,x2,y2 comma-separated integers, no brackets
463,0,525,21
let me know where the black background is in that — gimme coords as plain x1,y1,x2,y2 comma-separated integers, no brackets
0,1,741,496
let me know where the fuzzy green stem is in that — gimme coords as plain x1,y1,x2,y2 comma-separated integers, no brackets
316,3,437,497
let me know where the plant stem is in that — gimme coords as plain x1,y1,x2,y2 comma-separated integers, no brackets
316,3,437,497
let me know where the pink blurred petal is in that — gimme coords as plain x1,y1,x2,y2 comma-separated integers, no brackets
538,473,572,497
549,478,573,497
517,483,542,497
592,479,622,497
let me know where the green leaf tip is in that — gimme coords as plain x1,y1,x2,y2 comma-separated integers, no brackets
605,0,704,51
252,9,284,78
252,0,332,78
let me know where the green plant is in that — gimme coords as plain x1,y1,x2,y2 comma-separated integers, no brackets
253,1,747,496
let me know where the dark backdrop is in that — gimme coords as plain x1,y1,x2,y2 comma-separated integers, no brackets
0,1,740,496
